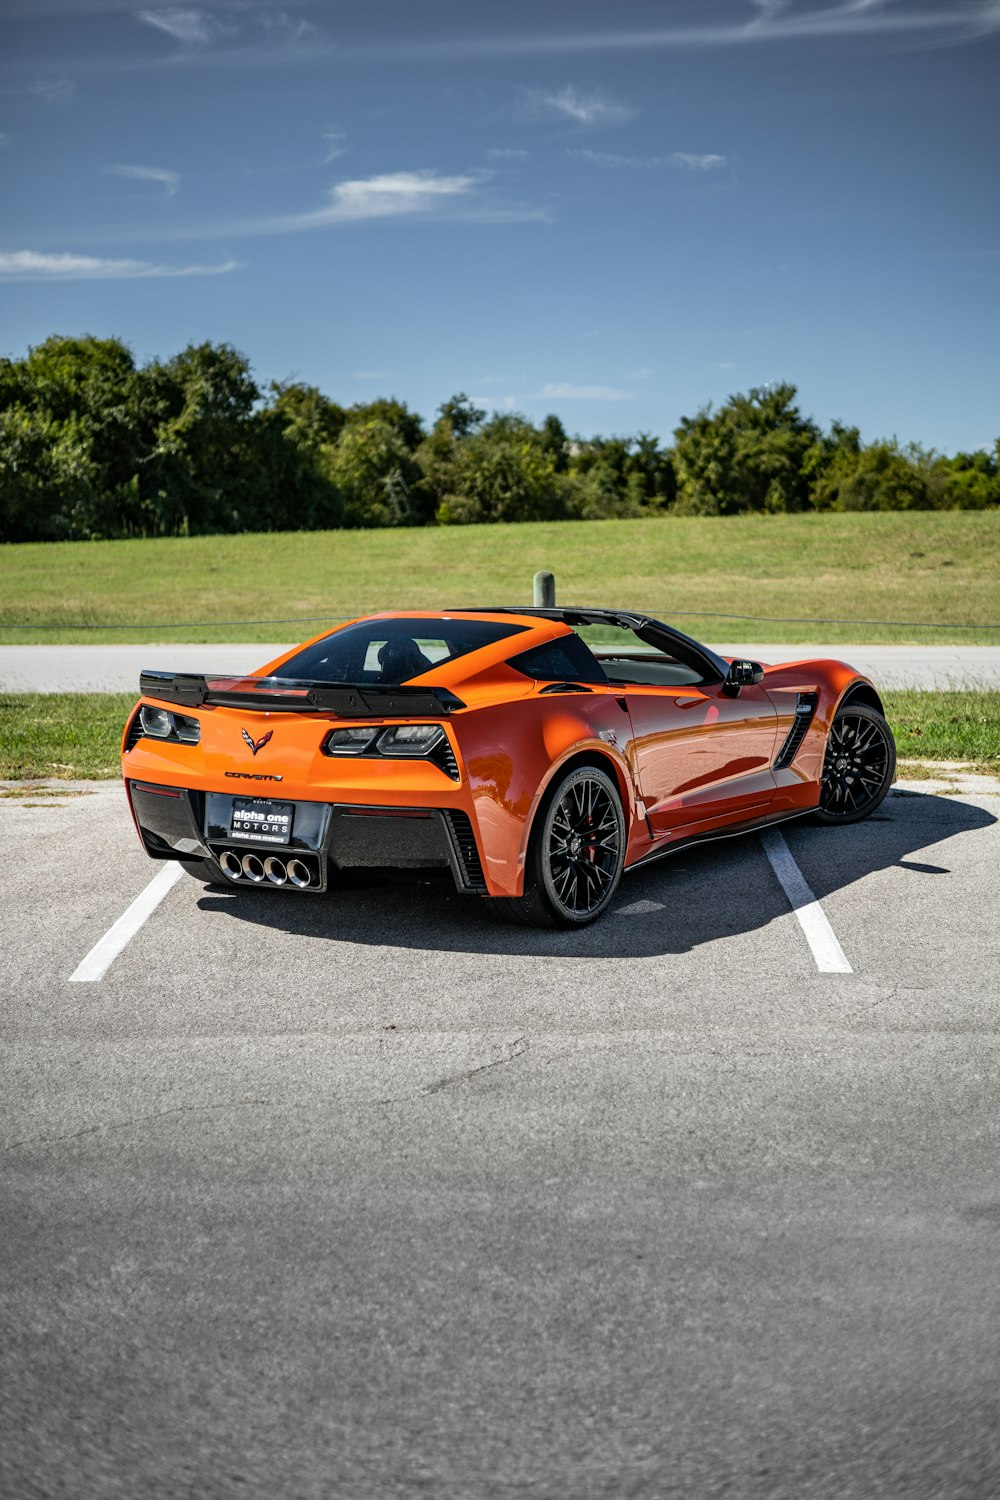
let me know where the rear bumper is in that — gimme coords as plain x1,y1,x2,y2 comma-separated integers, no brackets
127,780,487,895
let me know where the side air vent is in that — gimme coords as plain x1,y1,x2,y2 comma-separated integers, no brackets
432,739,461,781
443,810,487,891
774,693,819,769
124,711,144,751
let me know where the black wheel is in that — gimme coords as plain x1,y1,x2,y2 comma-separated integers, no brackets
813,703,896,824
178,856,232,888
494,765,626,927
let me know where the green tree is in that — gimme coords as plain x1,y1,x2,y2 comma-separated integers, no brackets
435,413,563,524
673,382,820,514
326,419,423,527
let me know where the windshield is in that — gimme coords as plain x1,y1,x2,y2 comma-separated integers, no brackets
276,617,529,685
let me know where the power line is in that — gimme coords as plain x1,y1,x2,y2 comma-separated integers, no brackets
1,609,999,632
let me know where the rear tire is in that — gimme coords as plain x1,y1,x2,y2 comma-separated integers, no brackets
813,703,896,824
494,765,626,928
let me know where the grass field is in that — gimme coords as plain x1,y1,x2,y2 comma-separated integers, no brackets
1,690,996,781
1,512,998,646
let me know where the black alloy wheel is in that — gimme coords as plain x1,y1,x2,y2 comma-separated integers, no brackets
814,703,896,824
495,764,626,927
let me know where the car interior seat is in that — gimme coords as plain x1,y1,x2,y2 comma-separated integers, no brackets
377,637,434,683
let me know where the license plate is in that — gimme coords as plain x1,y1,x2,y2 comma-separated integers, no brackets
229,798,294,845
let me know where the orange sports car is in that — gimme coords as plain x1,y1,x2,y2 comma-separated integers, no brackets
121,608,896,926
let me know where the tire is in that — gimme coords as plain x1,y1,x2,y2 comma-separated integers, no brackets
178,856,232,888
494,765,626,928
813,703,896,825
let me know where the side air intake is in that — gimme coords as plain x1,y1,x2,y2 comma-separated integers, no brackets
443,810,487,891
774,693,819,769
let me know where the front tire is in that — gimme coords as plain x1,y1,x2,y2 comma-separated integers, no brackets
813,703,896,824
495,765,626,928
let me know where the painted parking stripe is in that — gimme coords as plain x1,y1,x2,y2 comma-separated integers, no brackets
760,829,853,974
69,863,184,983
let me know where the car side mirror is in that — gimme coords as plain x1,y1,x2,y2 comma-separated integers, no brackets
722,659,764,697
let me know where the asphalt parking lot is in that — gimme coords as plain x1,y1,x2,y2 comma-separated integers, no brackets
2,780,999,1499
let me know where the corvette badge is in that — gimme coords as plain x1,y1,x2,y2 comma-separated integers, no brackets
242,728,273,756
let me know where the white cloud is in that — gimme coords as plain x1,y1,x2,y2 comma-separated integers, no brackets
135,7,216,45
314,170,486,224
81,169,546,244
0,134,8,147
322,129,347,163
537,382,632,401
27,79,75,105
0,250,240,280
134,7,321,57
570,148,662,169
368,2,1000,61
670,152,730,171
105,162,180,195
629,367,653,379
519,86,635,127
488,148,529,160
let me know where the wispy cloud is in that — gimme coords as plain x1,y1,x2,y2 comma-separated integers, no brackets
27,79,76,105
536,382,632,401
488,148,529,160
134,6,321,59
307,170,486,224
518,85,635,127
107,168,547,241
569,149,661,169
105,162,180,195
0,249,240,280
322,129,347,163
353,370,388,380
0,134,9,148
363,3,1000,61
570,148,731,171
670,152,730,171
135,7,220,46
629,367,654,380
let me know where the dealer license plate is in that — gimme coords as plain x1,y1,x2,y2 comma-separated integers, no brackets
229,798,294,845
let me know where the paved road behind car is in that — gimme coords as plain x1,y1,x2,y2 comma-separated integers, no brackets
3,641,1000,690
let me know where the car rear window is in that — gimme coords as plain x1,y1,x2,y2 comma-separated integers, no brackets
276,617,530,685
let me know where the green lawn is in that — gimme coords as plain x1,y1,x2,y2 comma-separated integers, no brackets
1,689,996,782
1,511,998,645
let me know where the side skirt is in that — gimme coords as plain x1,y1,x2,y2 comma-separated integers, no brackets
626,807,811,873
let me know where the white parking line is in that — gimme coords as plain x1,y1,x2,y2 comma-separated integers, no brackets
69,863,184,983
760,829,853,974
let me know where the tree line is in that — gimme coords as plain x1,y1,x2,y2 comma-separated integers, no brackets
1,334,997,543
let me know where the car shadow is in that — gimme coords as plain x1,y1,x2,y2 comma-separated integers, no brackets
193,789,996,960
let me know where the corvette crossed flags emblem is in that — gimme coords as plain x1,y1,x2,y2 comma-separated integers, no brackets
242,728,273,756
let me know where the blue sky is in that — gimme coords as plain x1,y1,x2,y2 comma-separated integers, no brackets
2,0,998,452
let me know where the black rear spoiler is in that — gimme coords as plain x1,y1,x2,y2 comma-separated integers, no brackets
138,671,465,717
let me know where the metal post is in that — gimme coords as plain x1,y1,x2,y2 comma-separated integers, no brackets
533,570,556,608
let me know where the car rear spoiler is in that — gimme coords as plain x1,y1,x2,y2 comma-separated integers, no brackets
138,671,466,716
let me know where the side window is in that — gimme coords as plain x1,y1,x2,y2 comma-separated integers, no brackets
508,634,607,684
574,623,708,687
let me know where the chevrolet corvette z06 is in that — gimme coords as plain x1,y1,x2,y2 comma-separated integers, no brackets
121,607,896,927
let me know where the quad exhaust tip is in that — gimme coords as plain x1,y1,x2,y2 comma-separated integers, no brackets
219,849,312,887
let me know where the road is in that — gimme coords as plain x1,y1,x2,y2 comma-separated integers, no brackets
1,778,999,1499
2,641,1000,691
